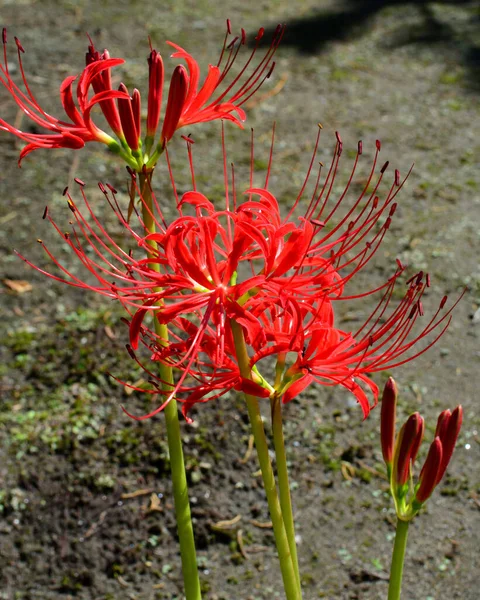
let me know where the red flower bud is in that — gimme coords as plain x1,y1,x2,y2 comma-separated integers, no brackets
117,83,139,150
147,49,164,139
395,413,423,487
415,437,443,504
435,405,462,484
380,377,397,465
161,65,188,144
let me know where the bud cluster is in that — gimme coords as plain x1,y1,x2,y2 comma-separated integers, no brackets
380,378,463,520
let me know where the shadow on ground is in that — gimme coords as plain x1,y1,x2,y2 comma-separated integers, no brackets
260,0,480,90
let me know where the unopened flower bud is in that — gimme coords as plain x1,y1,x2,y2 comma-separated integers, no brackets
435,405,462,484
380,377,397,466
415,437,443,504
394,413,423,487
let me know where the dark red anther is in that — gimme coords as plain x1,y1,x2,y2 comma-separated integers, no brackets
226,19,232,34
42,206,48,220
389,202,397,216
376,139,381,151
74,177,85,186
2,28,7,45
128,249,133,258
310,219,325,228
396,258,405,270
395,169,400,186
14,37,25,53
380,161,389,174
426,273,431,288
335,131,342,145
266,61,275,78
409,305,417,319
126,166,134,176
126,344,136,359
227,36,238,50
373,196,379,209
98,182,106,193
384,217,392,230
368,334,374,346
358,140,363,155
64,232,70,240
418,301,424,316
181,135,195,144
255,27,265,42
106,183,117,193
440,295,448,309
415,271,424,285
241,28,246,45
62,186,68,196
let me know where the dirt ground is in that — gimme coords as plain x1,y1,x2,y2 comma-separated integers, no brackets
0,1,479,599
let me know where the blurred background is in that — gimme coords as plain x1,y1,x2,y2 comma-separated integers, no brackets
0,1,479,598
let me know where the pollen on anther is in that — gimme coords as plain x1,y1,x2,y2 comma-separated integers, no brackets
37,238,43,244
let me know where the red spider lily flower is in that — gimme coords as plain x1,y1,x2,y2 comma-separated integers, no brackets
274,270,462,418
0,21,283,168
118,319,272,422
16,130,462,421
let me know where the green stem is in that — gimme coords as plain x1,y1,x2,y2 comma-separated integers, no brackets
231,320,301,600
270,396,301,592
139,172,202,600
388,518,409,600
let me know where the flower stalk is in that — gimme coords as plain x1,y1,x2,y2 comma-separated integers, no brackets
270,395,301,592
231,319,302,600
388,518,409,600
139,171,201,600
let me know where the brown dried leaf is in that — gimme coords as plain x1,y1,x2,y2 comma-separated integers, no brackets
4,279,33,293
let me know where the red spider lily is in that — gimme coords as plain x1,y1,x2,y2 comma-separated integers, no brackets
379,379,463,518
0,21,283,167
16,130,461,420
275,271,463,418
118,318,272,422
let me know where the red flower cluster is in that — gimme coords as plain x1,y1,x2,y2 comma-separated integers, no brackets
18,129,461,421
0,21,283,167
380,378,463,518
